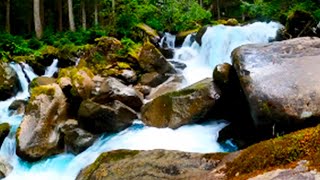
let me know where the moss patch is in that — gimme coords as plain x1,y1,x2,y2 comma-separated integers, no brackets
225,124,320,179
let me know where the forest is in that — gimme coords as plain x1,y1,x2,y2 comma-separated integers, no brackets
0,0,319,62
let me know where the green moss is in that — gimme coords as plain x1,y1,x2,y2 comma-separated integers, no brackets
117,62,131,69
80,150,139,179
226,124,320,179
30,85,56,102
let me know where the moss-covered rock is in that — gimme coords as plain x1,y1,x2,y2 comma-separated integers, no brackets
29,76,56,90
138,41,176,74
9,100,27,115
139,72,169,87
16,84,67,162
0,62,20,100
0,123,10,148
76,149,226,180
141,78,221,128
135,23,160,45
78,100,137,134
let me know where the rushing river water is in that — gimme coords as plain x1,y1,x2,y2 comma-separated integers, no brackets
1,21,281,179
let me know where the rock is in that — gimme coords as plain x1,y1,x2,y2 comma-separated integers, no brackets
142,78,221,129
78,100,138,134
146,74,184,100
0,62,20,100
134,84,151,97
135,23,161,45
16,84,67,161
139,72,169,87
60,119,96,154
76,149,226,180
119,69,137,84
286,10,317,38
92,77,143,111
29,76,56,89
232,37,320,135
0,123,10,148
159,48,174,59
168,60,187,71
138,41,176,74
9,100,27,115
176,29,198,47
0,157,12,178
195,25,209,46
213,63,255,149
225,18,239,26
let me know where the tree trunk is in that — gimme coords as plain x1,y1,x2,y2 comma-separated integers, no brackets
5,0,10,33
217,0,221,19
58,0,63,31
34,0,43,38
68,0,75,32
112,0,115,13
81,0,86,30
94,0,98,26
40,0,44,28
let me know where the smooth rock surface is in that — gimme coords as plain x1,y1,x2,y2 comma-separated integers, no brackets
142,78,221,128
232,37,320,132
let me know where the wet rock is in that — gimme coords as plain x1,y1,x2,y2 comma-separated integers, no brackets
159,48,174,59
0,62,20,100
119,69,137,84
142,78,221,129
146,74,184,100
232,37,320,135
78,100,138,134
139,72,169,87
29,76,56,89
9,100,27,115
60,119,96,154
195,25,209,46
0,157,12,178
0,123,10,148
134,84,151,97
76,149,226,180
176,29,197,47
92,77,143,111
169,60,187,71
138,41,176,74
16,84,67,162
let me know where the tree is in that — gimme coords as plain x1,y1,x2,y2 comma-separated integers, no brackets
68,0,75,31
81,0,86,30
217,0,221,19
94,0,98,26
5,0,10,33
34,0,43,38
57,0,63,31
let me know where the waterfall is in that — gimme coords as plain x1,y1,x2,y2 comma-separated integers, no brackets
174,21,282,86
1,21,282,179
44,59,59,77
159,32,176,49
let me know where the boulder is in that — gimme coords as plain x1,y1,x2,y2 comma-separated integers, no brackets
134,84,151,97
141,78,221,129
92,77,143,111
16,84,67,161
78,100,138,134
138,42,176,74
0,123,10,148
0,62,20,100
232,37,320,135
139,72,169,87
76,149,226,180
29,76,56,89
195,25,209,46
119,69,137,84
9,100,27,115
0,157,12,178
60,119,96,154
135,23,161,45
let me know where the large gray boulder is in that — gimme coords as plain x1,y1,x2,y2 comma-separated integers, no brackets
232,37,320,133
16,84,67,161
0,157,12,178
78,100,138,134
141,78,221,129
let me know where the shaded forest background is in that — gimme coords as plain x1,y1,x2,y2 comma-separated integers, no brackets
0,0,319,61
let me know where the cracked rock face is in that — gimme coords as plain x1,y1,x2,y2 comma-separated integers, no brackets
232,37,320,134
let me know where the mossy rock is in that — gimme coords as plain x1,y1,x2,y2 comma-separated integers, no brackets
141,78,221,128
0,62,20,100
29,77,56,90
225,124,320,179
0,123,10,148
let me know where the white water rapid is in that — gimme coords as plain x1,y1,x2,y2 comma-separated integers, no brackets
0,21,281,179
175,21,282,86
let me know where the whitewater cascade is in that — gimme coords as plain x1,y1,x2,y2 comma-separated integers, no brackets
174,21,282,86
0,22,281,179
